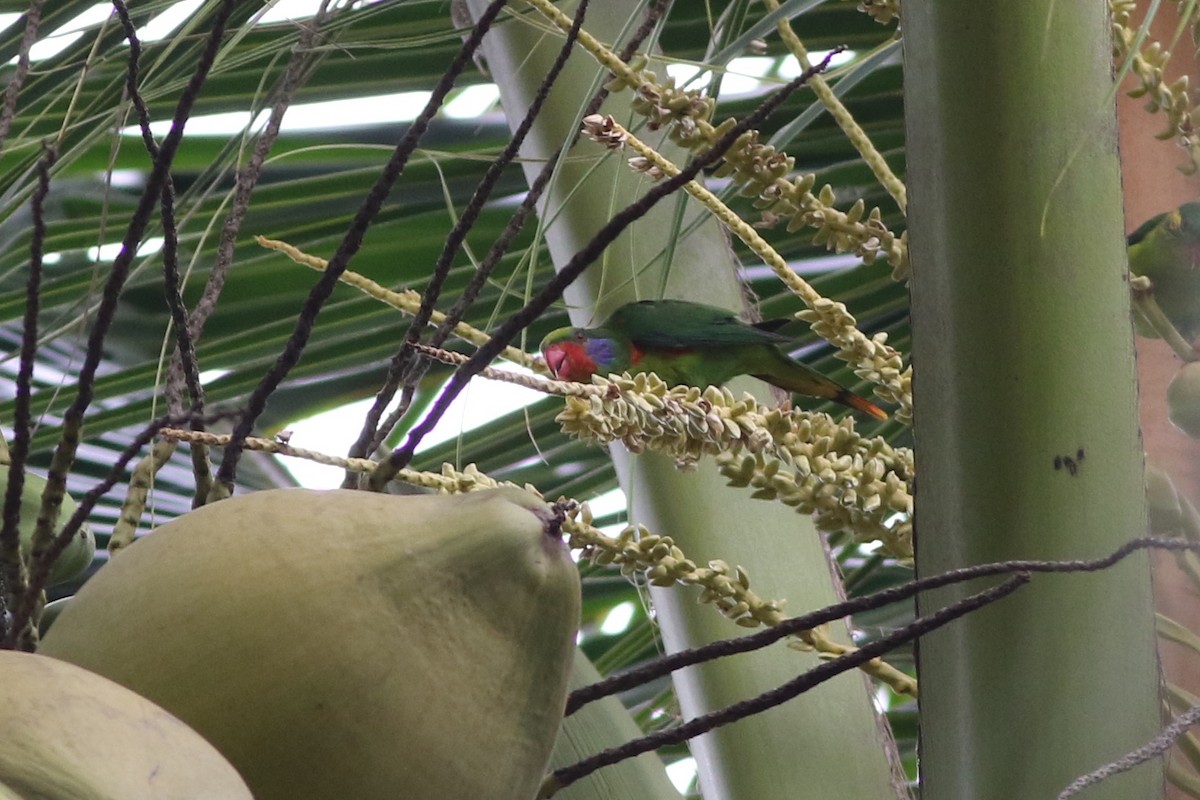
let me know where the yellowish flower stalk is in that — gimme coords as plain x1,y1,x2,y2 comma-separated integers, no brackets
1112,0,1200,174
254,236,542,371
109,439,178,552
584,115,913,422
762,0,907,213
564,501,918,698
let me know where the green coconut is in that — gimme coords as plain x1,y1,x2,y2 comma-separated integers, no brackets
0,468,95,587
42,487,581,800
0,650,253,799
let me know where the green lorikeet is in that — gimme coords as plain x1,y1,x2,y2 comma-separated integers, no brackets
539,299,888,420
1128,202,1200,341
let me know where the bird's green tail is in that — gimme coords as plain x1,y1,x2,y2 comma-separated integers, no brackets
753,350,889,420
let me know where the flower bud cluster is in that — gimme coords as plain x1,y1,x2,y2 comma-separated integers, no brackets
556,373,771,468
796,300,912,423
755,175,908,280
1112,0,1200,174
563,502,917,696
612,56,719,142
856,0,900,25
554,373,914,557
569,509,786,628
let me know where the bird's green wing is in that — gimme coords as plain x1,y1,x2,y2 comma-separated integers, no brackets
608,300,789,348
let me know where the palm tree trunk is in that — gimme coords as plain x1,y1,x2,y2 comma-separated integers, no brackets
904,3,1163,798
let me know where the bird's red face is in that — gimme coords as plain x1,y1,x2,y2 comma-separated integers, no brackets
542,339,597,382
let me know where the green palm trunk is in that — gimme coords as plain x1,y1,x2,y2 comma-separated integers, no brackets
904,3,1162,798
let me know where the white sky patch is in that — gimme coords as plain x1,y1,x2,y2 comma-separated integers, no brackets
720,56,776,97
666,757,698,794
874,684,894,713
859,538,884,555
28,3,110,62
274,92,433,131
666,62,705,90
198,368,231,386
0,352,69,386
255,0,388,26
87,236,164,262
572,486,629,537
598,600,636,636
667,52,858,101
107,169,145,189
566,484,633,534
582,486,627,519
128,109,258,138
778,49,857,78
283,365,544,489
257,0,326,25
123,91,434,138
443,84,501,119
740,252,862,280
140,0,204,42
11,0,372,64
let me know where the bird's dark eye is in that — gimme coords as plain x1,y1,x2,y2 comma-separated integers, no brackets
573,330,586,342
